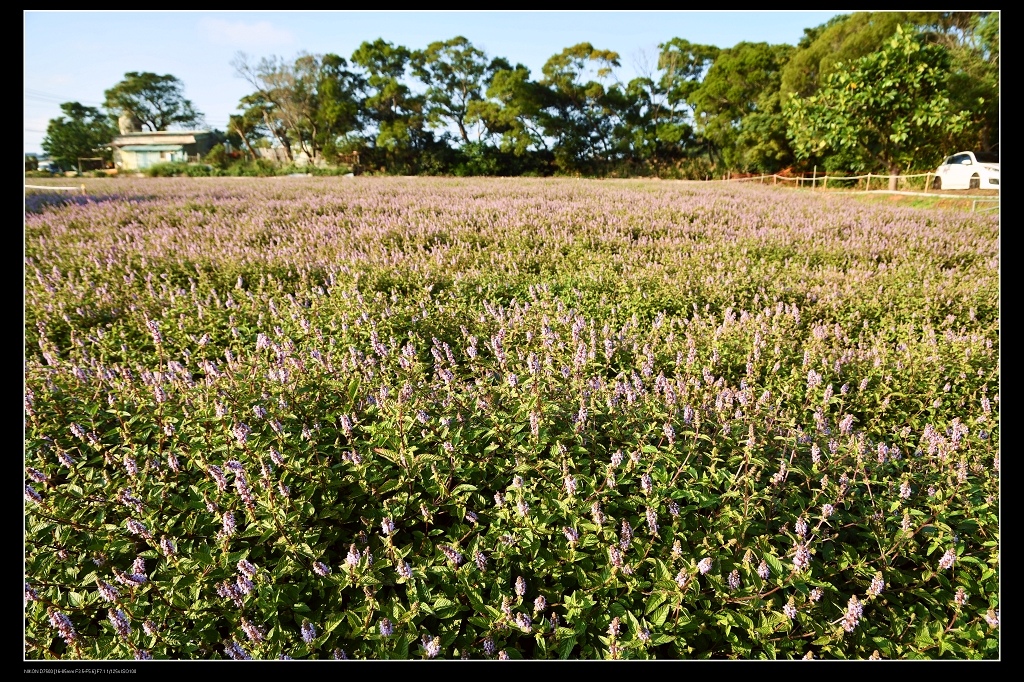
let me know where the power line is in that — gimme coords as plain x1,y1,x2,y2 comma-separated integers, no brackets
25,89,106,107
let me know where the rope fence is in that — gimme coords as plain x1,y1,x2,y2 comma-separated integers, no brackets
721,171,946,192
25,184,87,194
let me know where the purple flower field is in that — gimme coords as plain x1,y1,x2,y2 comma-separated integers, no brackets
25,177,999,659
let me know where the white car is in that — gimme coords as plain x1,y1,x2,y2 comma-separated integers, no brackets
932,151,999,190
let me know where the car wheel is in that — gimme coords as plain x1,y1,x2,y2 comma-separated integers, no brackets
932,176,941,190
970,174,980,189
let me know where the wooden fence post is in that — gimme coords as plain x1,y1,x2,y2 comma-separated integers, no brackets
866,174,871,191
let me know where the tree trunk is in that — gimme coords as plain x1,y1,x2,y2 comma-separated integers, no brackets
888,163,900,191
456,118,470,145
263,111,293,163
232,123,260,162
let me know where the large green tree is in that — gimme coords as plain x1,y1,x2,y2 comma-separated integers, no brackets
42,102,117,171
103,72,204,131
601,40,717,174
412,36,505,145
657,38,720,125
691,42,794,172
608,75,675,173
311,54,364,160
467,63,548,159
232,52,363,164
228,105,268,162
936,12,999,152
537,43,622,174
351,39,440,173
785,25,971,189
780,12,993,101
781,12,928,100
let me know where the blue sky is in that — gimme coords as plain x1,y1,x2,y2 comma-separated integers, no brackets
24,10,846,155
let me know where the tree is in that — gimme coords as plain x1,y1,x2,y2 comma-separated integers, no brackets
608,75,667,171
930,12,999,152
311,53,364,160
103,72,204,131
412,36,501,145
779,12,990,100
234,91,294,162
690,42,794,172
232,52,363,164
42,102,117,171
643,39,721,171
228,107,265,162
351,39,438,173
657,38,720,125
785,25,971,189
594,44,704,174
537,43,623,174
467,62,549,158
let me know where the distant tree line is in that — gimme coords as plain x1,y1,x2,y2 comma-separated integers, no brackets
39,12,997,179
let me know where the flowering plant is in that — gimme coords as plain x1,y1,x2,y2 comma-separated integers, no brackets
25,177,998,659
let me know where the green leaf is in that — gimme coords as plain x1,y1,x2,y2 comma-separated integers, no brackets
764,553,785,578
733,611,755,631
377,479,403,494
645,592,669,616
558,634,577,659
392,636,411,659
649,604,670,627
914,624,933,647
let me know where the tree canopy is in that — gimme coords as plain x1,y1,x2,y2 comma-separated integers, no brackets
412,36,503,145
38,13,997,179
232,52,363,164
350,39,437,172
103,72,204,132
537,43,622,173
42,102,118,170
785,25,971,188
691,41,794,171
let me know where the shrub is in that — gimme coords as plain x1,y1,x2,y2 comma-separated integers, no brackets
143,162,189,177
203,144,231,170
225,159,278,177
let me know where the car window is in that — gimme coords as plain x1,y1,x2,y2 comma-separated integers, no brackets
953,154,972,165
975,152,998,163
943,156,956,165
